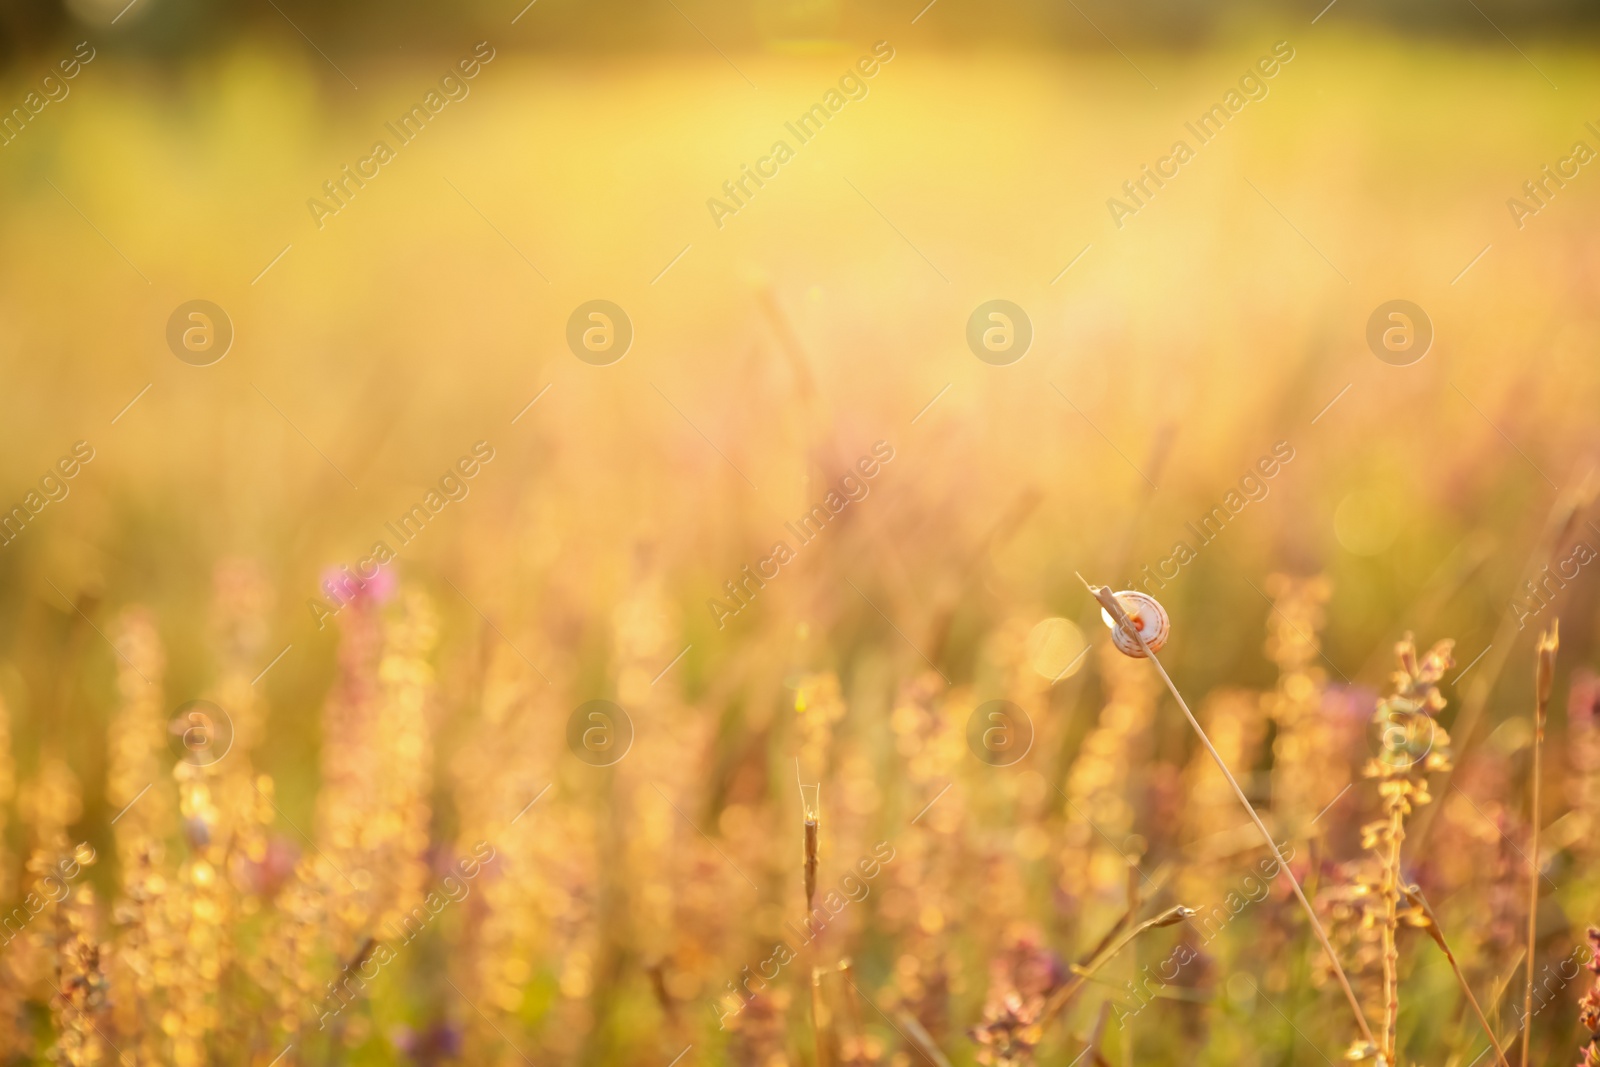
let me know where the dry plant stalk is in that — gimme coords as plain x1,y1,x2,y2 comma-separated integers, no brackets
1414,473,1596,855
1524,620,1559,1067
1362,635,1455,1065
1079,858,1146,965
805,819,820,914
1080,577,1379,1053
1037,904,1194,1029
1083,1001,1113,1067
1381,806,1404,1060
835,958,868,1063
812,967,830,1067
1402,884,1511,1067
799,774,826,1067
896,1006,954,1067
799,766,821,913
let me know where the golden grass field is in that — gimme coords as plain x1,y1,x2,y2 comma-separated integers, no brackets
1,11,1600,1065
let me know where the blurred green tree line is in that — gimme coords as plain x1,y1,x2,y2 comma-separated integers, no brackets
1,0,1595,68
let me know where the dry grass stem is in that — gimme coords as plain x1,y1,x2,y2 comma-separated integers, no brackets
1523,620,1560,1067
1403,885,1511,1067
812,966,831,1067
1084,1002,1113,1067
896,1008,955,1067
1380,794,1404,1062
1360,634,1455,1065
1039,904,1194,1029
1414,473,1595,854
1080,576,1379,1052
798,765,821,914
798,768,825,1067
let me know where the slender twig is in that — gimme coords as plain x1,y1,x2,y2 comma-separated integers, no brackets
1523,621,1559,1067
1404,885,1511,1067
1039,905,1193,1028
1078,574,1379,1051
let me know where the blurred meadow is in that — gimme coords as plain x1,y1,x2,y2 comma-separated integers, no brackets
2,0,1600,1063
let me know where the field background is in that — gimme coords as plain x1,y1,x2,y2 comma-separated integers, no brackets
1,0,1599,1064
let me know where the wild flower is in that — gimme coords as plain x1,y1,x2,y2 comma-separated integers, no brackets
970,930,1065,1067
392,1020,464,1065
1263,575,1341,836
1577,928,1600,1067
726,989,793,1067
1567,670,1600,857
4,542,1598,1067
1060,645,1157,910
105,607,177,1061
48,856,105,1067
1358,635,1455,1065
450,642,550,1051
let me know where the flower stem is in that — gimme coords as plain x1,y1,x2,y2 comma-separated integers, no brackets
1382,799,1403,1063
1404,885,1512,1067
1081,576,1379,1052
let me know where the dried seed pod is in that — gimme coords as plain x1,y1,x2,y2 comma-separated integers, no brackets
798,775,820,913
1098,591,1170,657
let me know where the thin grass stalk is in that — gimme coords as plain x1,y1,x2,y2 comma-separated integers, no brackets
1414,473,1594,854
805,819,819,914
1080,576,1379,1052
895,1009,954,1067
812,967,830,1067
1403,885,1511,1067
837,959,869,1060
1075,858,1148,969
1084,1001,1112,1067
1487,948,1526,1023
1523,621,1559,1067
798,773,825,1067
798,765,821,914
1038,905,1194,1028
1381,800,1403,1062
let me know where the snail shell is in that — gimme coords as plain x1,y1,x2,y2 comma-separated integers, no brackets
1099,591,1170,658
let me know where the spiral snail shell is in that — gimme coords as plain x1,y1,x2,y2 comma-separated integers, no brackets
1099,590,1170,658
